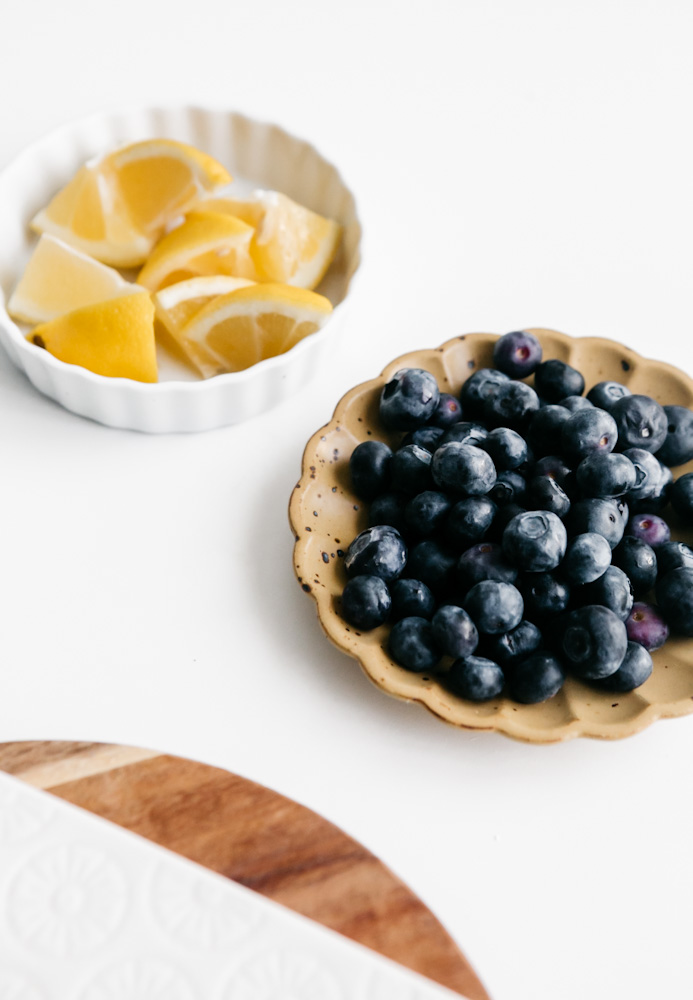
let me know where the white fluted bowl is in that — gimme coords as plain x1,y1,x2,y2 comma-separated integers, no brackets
0,107,361,432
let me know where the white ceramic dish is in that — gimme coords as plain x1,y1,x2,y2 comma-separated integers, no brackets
0,106,361,433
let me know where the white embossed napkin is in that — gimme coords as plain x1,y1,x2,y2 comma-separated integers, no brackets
0,771,470,999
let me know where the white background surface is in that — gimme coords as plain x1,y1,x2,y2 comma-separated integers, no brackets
1,2,693,999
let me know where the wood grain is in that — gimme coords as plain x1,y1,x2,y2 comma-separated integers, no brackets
0,741,489,1000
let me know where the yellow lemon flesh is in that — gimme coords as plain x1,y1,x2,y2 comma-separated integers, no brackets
8,234,143,324
152,275,255,339
29,291,157,382
175,282,333,378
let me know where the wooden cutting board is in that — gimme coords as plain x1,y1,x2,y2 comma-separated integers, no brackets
0,741,489,1000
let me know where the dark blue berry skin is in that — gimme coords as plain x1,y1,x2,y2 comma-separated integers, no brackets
457,542,519,591
390,444,433,495
502,510,567,572
460,368,509,417
527,475,571,518
464,580,524,634
561,407,618,461
482,427,528,470
561,532,612,585
486,619,543,666
631,463,672,514
431,605,479,658
489,503,527,540
656,541,693,577
404,491,452,536
379,368,440,431
406,539,456,592
622,448,664,503
349,441,393,500
519,573,571,620
401,425,445,453
587,381,631,413
560,395,594,412
576,452,636,500
388,617,441,672
440,421,489,448
534,359,585,403
341,576,392,630
344,526,407,581
447,655,505,701
390,578,436,621
510,652,565,703
670,472,693,524
612,394,668,453
484,380,540,430
492,330,542,379
428,392,463,429
526,405,570,457
656,405,693,467
561,605,628,679
612,537,658,597
626,602,669,650
431,442,497,495
445,496,497,549
655,567,693,635
368,493,408,534
533,455,574,492
488,470,527,507
580,566,634,622
596,641,653,692
626,513,670,548
567,498,625,549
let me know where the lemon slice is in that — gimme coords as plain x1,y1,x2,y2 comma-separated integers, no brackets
174,282,333,377
194,190,342,289
153,275,255,340
7,234,143,324
31,139,231,267
29,291,157,382
137,212,256,291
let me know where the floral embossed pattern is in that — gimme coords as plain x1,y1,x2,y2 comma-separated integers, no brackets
78,959,196,1000
0,780,53,847
0,971,45,1000
290,329,693,743
221,951,342,1000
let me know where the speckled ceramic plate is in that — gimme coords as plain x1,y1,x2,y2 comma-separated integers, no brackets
290,328,693,743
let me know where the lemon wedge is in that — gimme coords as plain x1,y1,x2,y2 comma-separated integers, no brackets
153,275,255,341
29,291,157,382
31,139,231,267
8,234,143,324
173,282,333,377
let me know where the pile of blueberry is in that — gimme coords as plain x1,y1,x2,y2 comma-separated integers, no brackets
340,331,693,704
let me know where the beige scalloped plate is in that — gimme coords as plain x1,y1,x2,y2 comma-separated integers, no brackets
290,328,693,743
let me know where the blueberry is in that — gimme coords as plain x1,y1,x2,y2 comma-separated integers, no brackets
368,492,408,534
580,566,633,621
561,532,612,585
464,580,524,634
431,442,497,495
457,542,519,591
567,498,625,549
341,575,392,630
401,425,445,453
631,463,672,514
534,359,585,403
390,444,433,494
622,448,665,503
670,472,693,524
509,652,565,704
532,455,575,493
561,605,628,679
489,503,528,540
575,453,636,499
406,539,456,591
428,392,463,428
560,395,594,412
488,470,527,507
460,368,510,417
447,655,505,701
586,381,631,413
625,601,669,650
502,510,567,572
526,475,571,518
379,368,440,430
484,380,540,430
656,540,693,577
404,490,452,536
349,440,393,500
596,641,653,692
656,404,693,467
612,536,658,596
390,578,436,621
388,617,441,672
612,394,668,453
486,619,543,666
655,567,693,635
492,330,542,378
445,496,497,549
626,513,670,548
519,572,571,620
431,605,479,658
482,427,528,470
440,421,489,448
526,405,571,457
562,407,618,461
344,525,408,581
